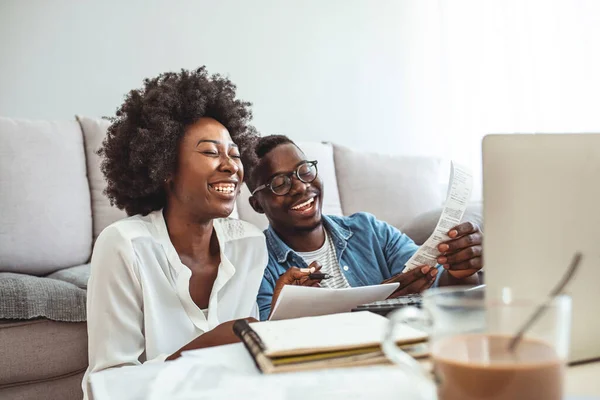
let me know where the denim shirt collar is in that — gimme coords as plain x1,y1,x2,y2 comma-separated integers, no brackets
265,215,354,263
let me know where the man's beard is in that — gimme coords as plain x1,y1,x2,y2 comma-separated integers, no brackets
291,219,323,234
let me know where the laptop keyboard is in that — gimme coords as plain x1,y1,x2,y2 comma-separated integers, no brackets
352,294,422,316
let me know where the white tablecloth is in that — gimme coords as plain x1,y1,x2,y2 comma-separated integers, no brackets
90,343,600,400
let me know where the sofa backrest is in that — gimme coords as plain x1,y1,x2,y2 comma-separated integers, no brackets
76,116,444,234
77,116,129,240
77,119,347,233
0,117,92,275
332,144,444,229
0,115,445,276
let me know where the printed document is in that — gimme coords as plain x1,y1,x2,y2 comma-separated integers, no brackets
404,162,473,271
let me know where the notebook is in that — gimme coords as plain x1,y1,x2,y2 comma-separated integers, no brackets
233,311,428,374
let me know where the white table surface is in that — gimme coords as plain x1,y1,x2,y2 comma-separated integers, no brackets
90,343,600,400
566,361,600,396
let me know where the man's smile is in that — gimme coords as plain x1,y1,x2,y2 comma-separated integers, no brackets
289,195,319,216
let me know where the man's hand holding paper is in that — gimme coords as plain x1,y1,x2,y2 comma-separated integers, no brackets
437,221,483,279
403,162,483,281
382,265,438,297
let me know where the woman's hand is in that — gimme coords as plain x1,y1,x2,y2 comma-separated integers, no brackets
166,317,258,360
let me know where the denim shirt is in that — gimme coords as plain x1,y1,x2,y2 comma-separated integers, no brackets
257,212,427,321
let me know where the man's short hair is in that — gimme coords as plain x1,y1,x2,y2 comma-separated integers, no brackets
242,134,298,192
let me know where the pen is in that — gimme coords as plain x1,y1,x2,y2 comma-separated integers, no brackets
308,273,331,280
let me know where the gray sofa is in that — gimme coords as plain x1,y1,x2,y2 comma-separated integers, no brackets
0,116,482,400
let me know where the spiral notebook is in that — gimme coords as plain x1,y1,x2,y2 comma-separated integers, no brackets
233,312,428,374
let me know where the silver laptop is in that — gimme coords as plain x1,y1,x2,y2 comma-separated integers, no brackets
483,133,600,363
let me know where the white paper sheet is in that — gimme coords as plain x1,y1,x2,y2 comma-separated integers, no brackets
252,311,427,356
269,283,399,321
90,362,167,400
147,360,435,400
404,161,473,271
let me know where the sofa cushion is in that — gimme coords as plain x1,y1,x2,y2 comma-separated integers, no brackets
333,144,444,230
0,266,88,322
76,116,129,239
47,263,90,290
0,117,92,275
76,116,240,238
0,319,87,388
236,141,343,230
401,202,483,245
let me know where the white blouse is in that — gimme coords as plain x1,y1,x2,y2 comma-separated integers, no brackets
82,210,267,399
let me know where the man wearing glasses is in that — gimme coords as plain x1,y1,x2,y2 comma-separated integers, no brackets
244,135,483,321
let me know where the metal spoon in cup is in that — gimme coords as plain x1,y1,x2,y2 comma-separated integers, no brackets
507,252,582,352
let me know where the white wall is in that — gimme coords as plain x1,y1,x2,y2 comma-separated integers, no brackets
437,0,600,197
0,0,444,153
2,0,600,199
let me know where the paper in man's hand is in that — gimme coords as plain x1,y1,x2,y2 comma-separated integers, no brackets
403,162,473,271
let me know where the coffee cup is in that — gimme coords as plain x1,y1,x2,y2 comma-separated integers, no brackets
382,287,571,400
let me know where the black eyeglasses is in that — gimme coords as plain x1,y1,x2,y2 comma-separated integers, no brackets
251,160,318,196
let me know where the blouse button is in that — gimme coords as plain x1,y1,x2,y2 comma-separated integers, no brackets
343,265,349,271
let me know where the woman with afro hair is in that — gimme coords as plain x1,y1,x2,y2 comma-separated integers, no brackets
82,67,312,398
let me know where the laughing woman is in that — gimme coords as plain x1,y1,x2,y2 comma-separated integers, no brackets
82,67,276,398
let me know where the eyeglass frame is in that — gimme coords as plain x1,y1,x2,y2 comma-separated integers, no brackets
250,160,319,196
